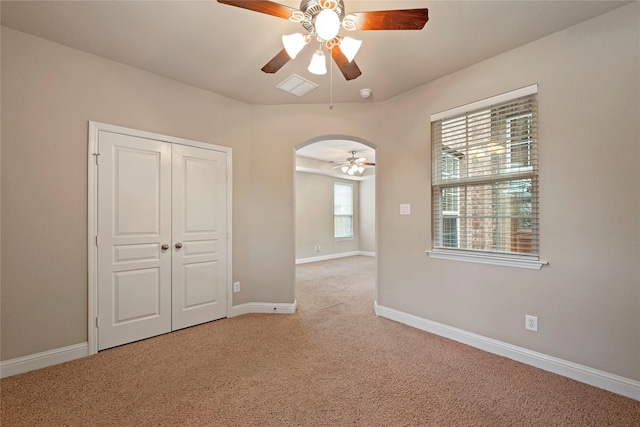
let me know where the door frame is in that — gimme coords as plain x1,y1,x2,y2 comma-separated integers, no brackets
87,121,233,355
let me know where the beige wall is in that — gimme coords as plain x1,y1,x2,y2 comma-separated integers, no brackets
0,26,253,359
295,172,360,259
375,3,640,380
2,2,638,383
358,177,375,253
1,27,386,359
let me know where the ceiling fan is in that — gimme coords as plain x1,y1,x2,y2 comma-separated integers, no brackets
217,0,429,80
332,151,375,175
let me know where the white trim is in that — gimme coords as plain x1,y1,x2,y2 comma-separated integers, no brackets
427,250,548,270
225,141,234,319
0,343,89,378
373,302,640,401
88,123,99,355
230,300,297,317
88,121,233,355
296,251,375,265
431,84,538,121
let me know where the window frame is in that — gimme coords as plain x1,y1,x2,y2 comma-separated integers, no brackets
440,151,461,249
506,112,534,173
334,182,354,240
427,85,547,270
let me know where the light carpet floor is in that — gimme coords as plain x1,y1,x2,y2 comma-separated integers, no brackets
1,256,639,426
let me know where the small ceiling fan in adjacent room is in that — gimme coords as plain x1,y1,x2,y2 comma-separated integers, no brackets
332,151,375,176
217,0,429,80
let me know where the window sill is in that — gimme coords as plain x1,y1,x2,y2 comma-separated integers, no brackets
426,250,548,270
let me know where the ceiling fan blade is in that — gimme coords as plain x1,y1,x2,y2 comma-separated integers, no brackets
363,162,375,166
217,0,296,20
351,9,429,30
331,46,362,81
261,48,291,74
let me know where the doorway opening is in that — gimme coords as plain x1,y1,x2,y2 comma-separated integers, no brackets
294,136,377,310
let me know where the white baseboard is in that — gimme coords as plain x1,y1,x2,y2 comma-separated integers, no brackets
231,300,297,317
359,251,376,257
374,302,640,401
0,342,89,379
1,300,298,378
296,251,375,264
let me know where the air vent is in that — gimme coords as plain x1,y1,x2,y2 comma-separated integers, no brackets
276,74,318,97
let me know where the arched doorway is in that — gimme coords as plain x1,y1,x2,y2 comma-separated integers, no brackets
293,136,377,308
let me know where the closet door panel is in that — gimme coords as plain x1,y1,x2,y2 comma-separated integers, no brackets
171,144,228,330
97,131,172,350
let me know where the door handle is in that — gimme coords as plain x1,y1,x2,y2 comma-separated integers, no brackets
175,242,183,249
161,244,169,250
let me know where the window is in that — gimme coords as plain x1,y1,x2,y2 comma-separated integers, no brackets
430,85,539,262
334,183,353,239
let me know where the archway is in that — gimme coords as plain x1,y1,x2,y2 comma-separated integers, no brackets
293,135,377,307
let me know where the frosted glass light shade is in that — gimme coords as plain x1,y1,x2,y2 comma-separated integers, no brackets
340,37,362,62
315,9,340,41
282,33,306,59
308,50,327,75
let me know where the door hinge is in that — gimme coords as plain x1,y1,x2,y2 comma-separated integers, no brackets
93,152,100,165
95,317,100,328
95,235,99,246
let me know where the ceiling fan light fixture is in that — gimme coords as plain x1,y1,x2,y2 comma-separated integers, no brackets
308,49,327,75
315,8,341,41
340,36,362,62
346,163,364,175
332,151,373,176
282,33,307,59
218,1,430,82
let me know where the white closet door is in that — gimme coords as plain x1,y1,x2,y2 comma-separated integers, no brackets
171,144,228,330
97,131,172,350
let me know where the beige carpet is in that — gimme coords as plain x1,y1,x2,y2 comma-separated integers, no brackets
1,256,639,426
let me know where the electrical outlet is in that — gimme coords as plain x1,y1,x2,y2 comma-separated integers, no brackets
315,245,321,252
525,315,538,332
233,282,240,293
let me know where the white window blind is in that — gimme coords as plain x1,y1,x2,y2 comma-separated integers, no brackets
334,183,353,239
431,86,539,258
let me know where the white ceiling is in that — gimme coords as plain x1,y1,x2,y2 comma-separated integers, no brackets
1,0,628,167
1,0,629,107
297,139,375,164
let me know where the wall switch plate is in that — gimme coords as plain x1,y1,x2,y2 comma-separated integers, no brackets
233,282,240,293
400,204,411,215
525,315,538,332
